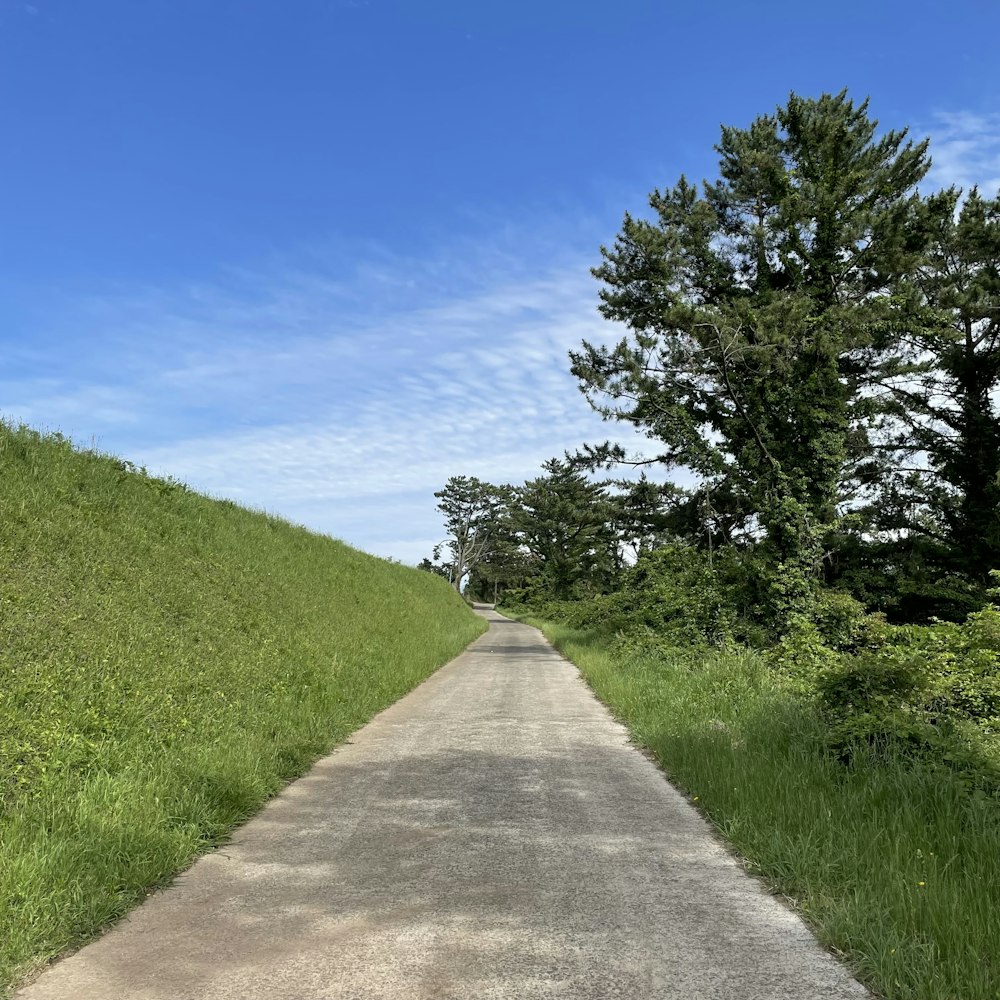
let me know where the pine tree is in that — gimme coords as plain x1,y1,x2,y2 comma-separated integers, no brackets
513,459,613,600
897,187,1000,584
433,476,511,592
573,91,934,617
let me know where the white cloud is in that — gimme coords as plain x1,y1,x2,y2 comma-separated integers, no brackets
924,110,1000,195
4,224,655,563
126,265,651,557
0,381,143,434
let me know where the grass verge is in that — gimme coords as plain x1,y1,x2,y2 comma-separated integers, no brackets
511,614,1000,1000
1,424,486,996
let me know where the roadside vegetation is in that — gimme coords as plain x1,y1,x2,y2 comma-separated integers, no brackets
0,422,486,997
507,588,1000,1000
428,91,1000,999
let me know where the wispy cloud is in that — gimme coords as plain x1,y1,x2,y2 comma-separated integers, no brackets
924,110,1000,195
14,107,996,564
4,220,652,561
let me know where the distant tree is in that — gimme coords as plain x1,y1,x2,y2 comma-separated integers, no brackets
416,557,451,580
514,459,614,599
601,475,674,566
434,476,511,592
465,534,535,603
901,188,1000,582
573,91,936,618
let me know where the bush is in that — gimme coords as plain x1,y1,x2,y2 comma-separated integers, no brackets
611,545,737,646
816,600,1000,772
766,616,842,689
816,652,944,757
503,544,738,647
811,589,867,649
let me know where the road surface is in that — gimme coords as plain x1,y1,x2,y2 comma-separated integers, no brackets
18,608,868,999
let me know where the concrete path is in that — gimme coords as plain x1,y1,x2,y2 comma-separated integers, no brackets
18,609,868,1000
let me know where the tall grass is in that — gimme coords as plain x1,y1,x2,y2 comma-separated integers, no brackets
0,423,486,996
519,618,1000,1000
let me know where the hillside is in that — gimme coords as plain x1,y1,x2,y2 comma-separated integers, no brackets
0,423,486,995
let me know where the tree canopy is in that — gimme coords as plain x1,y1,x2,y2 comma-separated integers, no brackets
570,91,986,618
433,476,511,592
431,91,1000,625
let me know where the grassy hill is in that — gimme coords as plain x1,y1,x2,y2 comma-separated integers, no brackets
0,422,486,995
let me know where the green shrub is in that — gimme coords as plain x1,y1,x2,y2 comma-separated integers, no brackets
962,601,1000,654
816,652,945,757
816,601,1000,774
766,616,842,689
810,589,868,649
603,544,737,646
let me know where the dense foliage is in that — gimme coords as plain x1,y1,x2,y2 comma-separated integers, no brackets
427,88,1000,644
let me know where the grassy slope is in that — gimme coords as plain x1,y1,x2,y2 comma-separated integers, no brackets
513,616,1000,1000
0,424,486,995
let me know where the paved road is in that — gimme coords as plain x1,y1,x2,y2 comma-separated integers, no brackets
18,609,868,999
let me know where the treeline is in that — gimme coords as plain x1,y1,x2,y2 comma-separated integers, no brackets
426,90,999,629
424,466,681,603
423,90,1000,780
421,93,1000,998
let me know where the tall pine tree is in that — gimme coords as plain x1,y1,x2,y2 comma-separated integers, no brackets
573,91,934,617
894,188,1000,585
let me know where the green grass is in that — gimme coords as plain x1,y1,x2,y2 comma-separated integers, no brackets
0,423,487,996
512,615,1000,1000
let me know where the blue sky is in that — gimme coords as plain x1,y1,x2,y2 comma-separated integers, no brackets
3,0,1000,563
